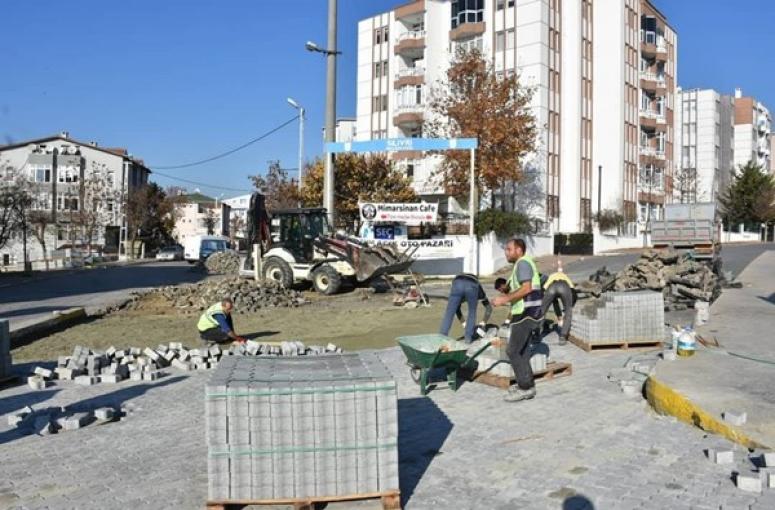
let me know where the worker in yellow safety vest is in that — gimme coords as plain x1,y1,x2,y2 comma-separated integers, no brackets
492,238,544,403
197,298,246,345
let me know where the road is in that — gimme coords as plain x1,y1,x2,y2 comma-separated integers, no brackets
0,261,204,332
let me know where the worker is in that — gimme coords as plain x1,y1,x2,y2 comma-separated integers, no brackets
492,238,544,403
197,297,246,345
439,273,493,344
494,277,511,324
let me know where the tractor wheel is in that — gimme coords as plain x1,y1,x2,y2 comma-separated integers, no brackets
263,257,294,288
311,264,342,295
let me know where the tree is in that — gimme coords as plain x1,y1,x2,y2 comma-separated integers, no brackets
426,49,537,209
229,215,246,247
126,183,178,257
673,166,699,204
71,166,120,255
203,207,217,235
249,160,300,211
300,154,418,229
718,161,775,227
0,179,33,253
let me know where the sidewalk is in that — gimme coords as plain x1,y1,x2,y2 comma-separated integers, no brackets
648,249,775,448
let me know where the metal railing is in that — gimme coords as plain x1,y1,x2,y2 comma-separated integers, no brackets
640,71,666,85
396,30,426,43
396,66,425,78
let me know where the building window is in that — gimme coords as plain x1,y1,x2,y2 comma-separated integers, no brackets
31,165,52,183
406,164,414,179
454,35,483,54
58,167,79,183
495,31,505,52
374,62,381,78
451,0,484,29
57,196,79,211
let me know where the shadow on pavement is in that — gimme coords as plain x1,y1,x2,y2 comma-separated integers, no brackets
397,397,453,507
564,494,595,510
758,293,775,305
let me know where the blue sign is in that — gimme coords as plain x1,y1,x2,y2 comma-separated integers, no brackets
325,137,478,154
374,225,395,240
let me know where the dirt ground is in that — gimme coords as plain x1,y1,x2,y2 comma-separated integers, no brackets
11,288,513,363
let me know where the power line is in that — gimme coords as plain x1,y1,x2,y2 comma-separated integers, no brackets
150,116,299,170
151,170,253,193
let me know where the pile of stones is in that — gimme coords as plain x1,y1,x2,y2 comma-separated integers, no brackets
27,340,342,390
203,250,241,274
7,404,122,436
577,250,723,310
133,276,306,313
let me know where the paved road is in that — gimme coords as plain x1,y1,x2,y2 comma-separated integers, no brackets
0,261,204,332
562,242,775,283
1,340,772,509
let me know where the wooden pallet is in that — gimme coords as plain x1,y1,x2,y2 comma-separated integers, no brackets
568,334,662,352
469,361,572,390
206,490,401,510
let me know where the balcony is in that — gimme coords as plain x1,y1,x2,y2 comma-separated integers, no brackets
394,66,425,88
639,72,666,92
639,145,666,161
394,30,426,57
758,119,771,134
395,0,425,20
639,109,666,130
449,21,486,42
393,104,424,127
640,30,667,59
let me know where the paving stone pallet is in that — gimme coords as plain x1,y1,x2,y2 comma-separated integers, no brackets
205,353,399,503
569,290,665,350
468,361,573,390
568,335,663,352
205,490,401,510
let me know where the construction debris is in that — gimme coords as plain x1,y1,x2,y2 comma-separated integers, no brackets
577,250,724,310
28,340,342,389
202,250,241,274
129,276,306,313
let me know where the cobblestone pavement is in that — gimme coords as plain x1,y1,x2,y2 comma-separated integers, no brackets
1,337,773,510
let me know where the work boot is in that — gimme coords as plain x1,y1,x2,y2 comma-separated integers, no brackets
503,385,536,402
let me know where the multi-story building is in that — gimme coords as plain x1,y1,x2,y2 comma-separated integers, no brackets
0,132,149,266
222,193,251,241
771,134,775,175
674,88,735,204
356,0,677,235
172,192,230,247
733,88,772,172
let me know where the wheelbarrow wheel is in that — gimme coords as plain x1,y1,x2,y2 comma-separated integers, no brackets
409,365,422,385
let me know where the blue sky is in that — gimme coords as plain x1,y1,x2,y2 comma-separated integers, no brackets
1,0,773,199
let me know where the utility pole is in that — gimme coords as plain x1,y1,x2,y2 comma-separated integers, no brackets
297,107,304,191
323,0,337,228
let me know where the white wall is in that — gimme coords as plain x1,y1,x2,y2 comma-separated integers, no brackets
593,226,647,254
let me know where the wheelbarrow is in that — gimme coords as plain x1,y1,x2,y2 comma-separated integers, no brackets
396,334,498,396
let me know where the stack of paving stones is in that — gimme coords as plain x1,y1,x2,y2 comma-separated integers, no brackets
205,353,399,502
570,290,665,345
706,447,775,493
0,319,11,380
26,341,342,389
129,276,306,313
467,327,548,377
577,250,723,309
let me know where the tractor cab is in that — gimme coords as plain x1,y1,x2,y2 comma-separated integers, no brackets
269,208,330,263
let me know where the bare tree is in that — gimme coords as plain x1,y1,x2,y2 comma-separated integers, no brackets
203,207,217,235
674,166,698,204
229,215,246,247
70,165,120,255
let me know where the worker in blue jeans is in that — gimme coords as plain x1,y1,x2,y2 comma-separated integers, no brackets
439,274,493,343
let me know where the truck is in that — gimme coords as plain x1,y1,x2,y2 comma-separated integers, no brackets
183,235,230,263
651,202,722,272
239,193,415,294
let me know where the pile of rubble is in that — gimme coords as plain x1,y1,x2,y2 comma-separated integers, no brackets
26,340,343,390
131,276,306,313
577,250,723,310
203,250,241,274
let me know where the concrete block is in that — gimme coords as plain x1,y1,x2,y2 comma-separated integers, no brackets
106,346,116,357
619,380,642,398
75,375,98,386
144,347,160,361
713,450,734,464
179,349,190,361
736,473,762,493
171,359,191,372
8,406,33,427
94,407,115,421
762,452,775,467
100,374,123,384
723,410,747,426
169,342,183,350
163,350,177,362
130,371,143,382
62,412,91,431
55,367,77,380
57,356,70,367
27,376,46,390
142,370,165,381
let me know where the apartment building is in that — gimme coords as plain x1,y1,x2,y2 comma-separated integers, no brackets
771,134,775,175
0,132,149,265
222,193,251,241
172,193,230,247
674,88,735,204
732,88,771,172
356,0,677,235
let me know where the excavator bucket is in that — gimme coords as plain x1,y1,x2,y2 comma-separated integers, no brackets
315,235,416,282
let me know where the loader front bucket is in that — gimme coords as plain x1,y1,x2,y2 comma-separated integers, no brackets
315,236,416,282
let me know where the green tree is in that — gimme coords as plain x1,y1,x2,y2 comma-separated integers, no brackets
126,183,178,257
718,161,775,227
300,154,418,229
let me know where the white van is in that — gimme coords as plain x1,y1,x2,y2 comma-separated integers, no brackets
184,235,230,263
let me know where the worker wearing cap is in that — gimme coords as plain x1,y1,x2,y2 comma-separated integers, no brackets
197,297,246,345
492,238,544,403
439,273,493,344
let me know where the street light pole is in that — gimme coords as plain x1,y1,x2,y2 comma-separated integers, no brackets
287,98,305,192
323,0,338,228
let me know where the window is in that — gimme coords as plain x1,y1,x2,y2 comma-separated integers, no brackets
406,164,414,179
382,61,388,76
507,29,515,50
31,165,52,183
374,62,381,78
496,0,504,10
375,28,382,45
382,94,388,111
451,0,484,29
58,166,79,183
57,196,79,211
455,36,483,54
495,31,505,52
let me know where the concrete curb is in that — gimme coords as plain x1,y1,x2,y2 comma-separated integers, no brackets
10,307,88,344
645,375,768,449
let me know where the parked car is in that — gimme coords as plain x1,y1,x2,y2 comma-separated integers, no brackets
184,235,229,263
156,245,184,261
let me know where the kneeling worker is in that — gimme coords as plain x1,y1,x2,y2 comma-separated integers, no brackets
492,238,544,403
198,297,246,345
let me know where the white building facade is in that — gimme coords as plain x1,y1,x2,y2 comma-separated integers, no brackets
172,195,231,247
222,193,251,240
733,88,772,172
356,0,678,235
0,132,149,267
